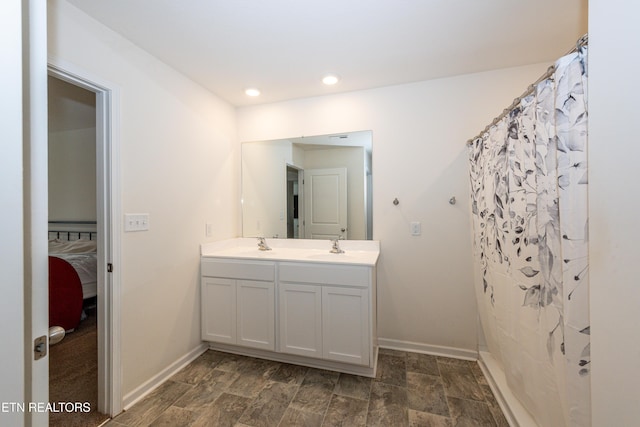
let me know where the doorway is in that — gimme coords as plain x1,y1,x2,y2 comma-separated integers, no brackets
47,63,122,421
286,165,303,238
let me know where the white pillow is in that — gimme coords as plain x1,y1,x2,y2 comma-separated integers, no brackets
48,238,97,254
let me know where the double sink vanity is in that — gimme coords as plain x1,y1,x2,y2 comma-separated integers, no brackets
200,237,380,377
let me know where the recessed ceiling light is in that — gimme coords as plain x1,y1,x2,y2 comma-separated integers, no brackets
322,74,340,86
245,88,260,97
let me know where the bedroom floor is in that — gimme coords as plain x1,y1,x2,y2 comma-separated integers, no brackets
105,348,509,427
49,305,110,427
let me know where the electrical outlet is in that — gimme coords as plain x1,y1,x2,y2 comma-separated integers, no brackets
206,223,213,237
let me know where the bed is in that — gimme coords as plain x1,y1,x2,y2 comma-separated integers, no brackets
48,222,98,331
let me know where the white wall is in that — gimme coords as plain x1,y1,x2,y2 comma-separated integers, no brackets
48,75,97,222
242,139,293,238
589,1,640,424
48,0,238,398
48,128,97,221
238,63,550,353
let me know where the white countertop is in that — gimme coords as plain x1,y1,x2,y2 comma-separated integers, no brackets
201,238,380,266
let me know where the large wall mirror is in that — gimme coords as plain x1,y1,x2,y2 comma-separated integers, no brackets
242,130,372,240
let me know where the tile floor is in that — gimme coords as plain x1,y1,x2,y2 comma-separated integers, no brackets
106,348,509,427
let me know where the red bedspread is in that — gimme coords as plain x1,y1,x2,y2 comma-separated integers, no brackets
48,256,83,331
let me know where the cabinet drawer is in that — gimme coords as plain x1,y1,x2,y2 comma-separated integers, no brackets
279,262,370,287
201,258,275,281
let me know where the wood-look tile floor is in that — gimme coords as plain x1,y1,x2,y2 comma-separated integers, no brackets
106,348,509,427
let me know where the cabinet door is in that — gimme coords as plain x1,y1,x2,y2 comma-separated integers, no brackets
201,277,236,344
279,283,322,358
322,286,370,365
237,280,275,350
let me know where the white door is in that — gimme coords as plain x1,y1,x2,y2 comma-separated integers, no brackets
22,2,49,425
278,283,322,358
322,286,370,365
304,168,348,239
3,2,33,424
202,278,236,344
237,280,275,350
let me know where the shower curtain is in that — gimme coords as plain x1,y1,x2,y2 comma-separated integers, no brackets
468,46,589,427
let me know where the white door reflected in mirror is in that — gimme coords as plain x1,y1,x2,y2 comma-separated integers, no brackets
304,168,347,240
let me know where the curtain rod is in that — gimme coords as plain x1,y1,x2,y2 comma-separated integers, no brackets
466,33,588,146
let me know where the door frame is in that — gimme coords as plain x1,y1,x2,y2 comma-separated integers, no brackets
47,60,123,416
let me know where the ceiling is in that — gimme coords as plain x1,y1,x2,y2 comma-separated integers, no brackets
66,0,588,107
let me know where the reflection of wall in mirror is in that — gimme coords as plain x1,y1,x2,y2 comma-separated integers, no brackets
242,140,297,238
242,142,367,240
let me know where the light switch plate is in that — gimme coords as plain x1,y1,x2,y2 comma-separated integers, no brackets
125,213,150,232
410,221,421,236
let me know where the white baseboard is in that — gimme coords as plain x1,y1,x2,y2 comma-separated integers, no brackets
477,351,539,427
377,337,478,361
122,343,209,410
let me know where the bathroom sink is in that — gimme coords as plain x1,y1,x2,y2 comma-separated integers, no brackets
302,250,380,265
305,252,358,261
201,238,379,266
219,249,287,260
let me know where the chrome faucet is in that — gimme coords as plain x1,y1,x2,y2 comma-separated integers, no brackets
329,238,344,254
257,237,271,251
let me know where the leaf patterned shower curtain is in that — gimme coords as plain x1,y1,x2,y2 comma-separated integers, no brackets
468,46,589,427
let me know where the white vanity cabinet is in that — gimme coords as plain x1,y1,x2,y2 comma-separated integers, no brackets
278,282,323,358
201,259,275,351
278,262,372,366
322,286,370,365
200,238,379,377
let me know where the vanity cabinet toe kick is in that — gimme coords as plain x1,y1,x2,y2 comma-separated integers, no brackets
200,257,378,378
